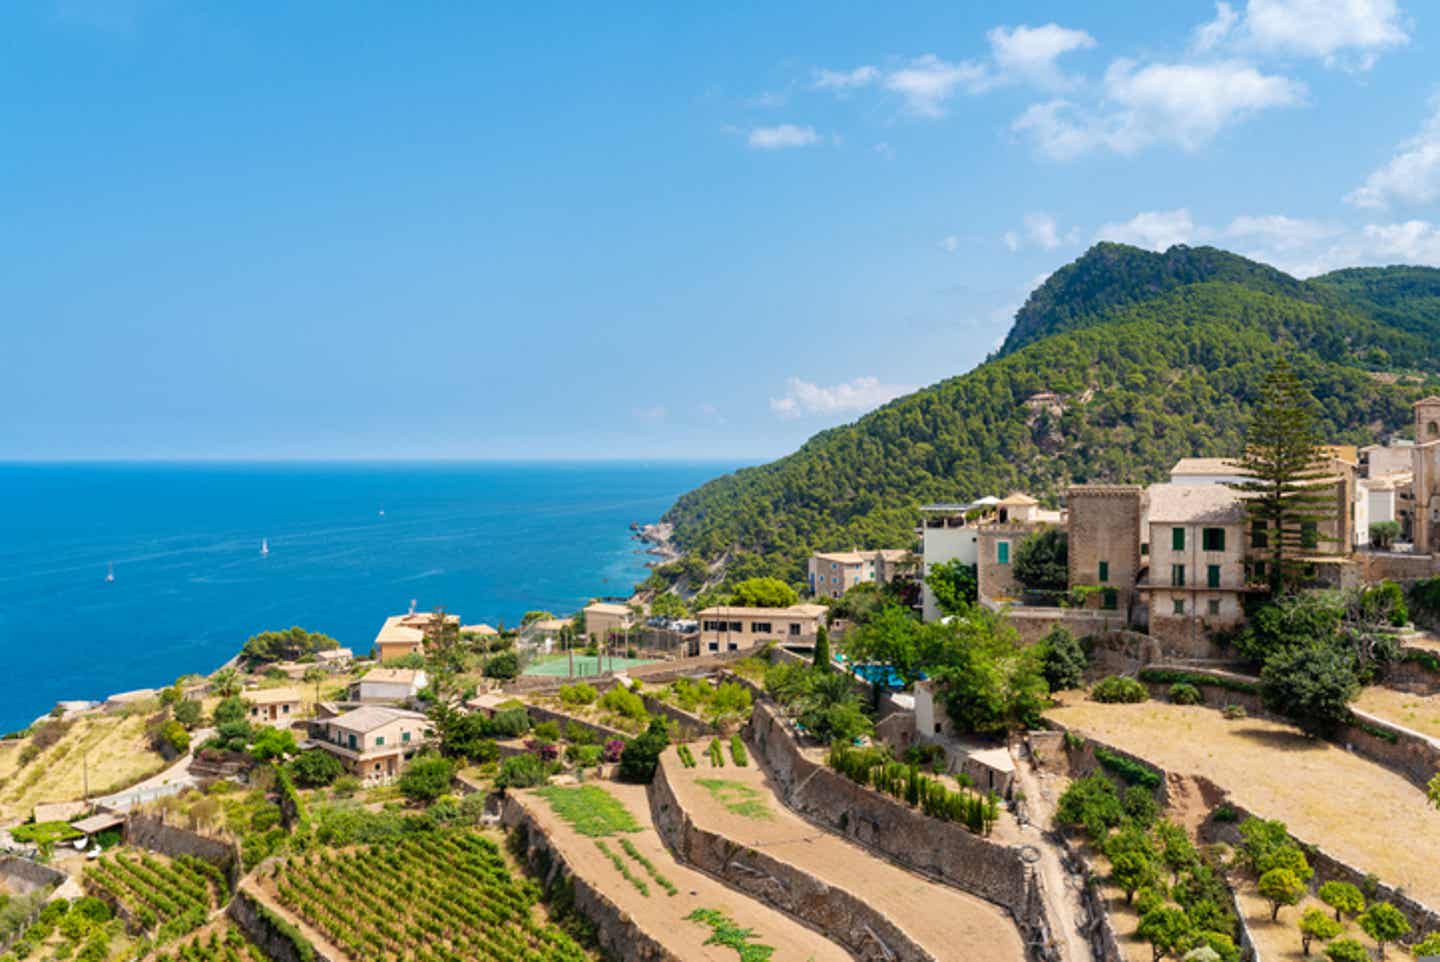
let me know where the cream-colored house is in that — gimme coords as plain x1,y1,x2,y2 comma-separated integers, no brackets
807,549,912,601
351,668,428,704
696,604,826,653
243,687,304,726
373,611,458,662
1138,484,1249,651
583,602,634,646
311,706,432,784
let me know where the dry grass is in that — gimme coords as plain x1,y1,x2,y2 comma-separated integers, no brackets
1353,686,1440,741
1234,883,1362,962
1045,695,1440,907
0,711,168,822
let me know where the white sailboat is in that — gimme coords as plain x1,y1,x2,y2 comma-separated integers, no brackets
260,538,269,558
105,562,115,583
378,506,385,517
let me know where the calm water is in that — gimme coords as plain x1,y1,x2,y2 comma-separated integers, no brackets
0,461,729,732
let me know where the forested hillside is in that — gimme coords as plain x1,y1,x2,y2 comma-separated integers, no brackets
654,245,1440,589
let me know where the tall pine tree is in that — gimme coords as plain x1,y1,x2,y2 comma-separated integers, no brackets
1228,359,1334,595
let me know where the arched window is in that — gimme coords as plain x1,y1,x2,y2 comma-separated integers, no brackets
1429,420,1439,438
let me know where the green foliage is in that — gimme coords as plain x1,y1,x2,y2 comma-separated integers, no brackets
1092,675,1148,704
240,626,339,667
158,719,190,756
655,246,1431,588
248,727,298,762
1095,747,1162,789
618,719,669,783
729,734,748,766
558,683,598,707
11,822,83,845
926,559,978,616
685,907,775,962
483,651,520,680
1259,643,1360,736
929,607,1049,734
495,753,551,789
594,839,648,896
1138,668,1259,695
1138,905,1194,962
288,749,344,788
172,699,203,729
828,744,1000,834
397,755,454,803
598,686,647,721
694,779,772,820
1299,908,1344,955
1323,938,1369,962
812,624,830,669
1040,626,1087,692
1168,683,1203,705
1055,772,1126,840
211,696,247,728
1369,520,1402,549
1318,881,1365,922
648,592,690,620
728,577,798,608
488,708,533,738
1013,526,1069,593
705,682,754,727
1257,868,1305,921
535,786,641,836
1410,932,1440,957
618,837,677,896
1357,902,1409,954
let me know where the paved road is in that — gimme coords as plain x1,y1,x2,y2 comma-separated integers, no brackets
94,728,211,810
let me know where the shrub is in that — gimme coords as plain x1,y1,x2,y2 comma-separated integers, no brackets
398,756,454,803
1095,746,1161,789
532,721,562,742
487,708,532,738
483,652,519,680
1324,939,1368,962
172,700,203,729
1221,704,1247,720
289,748,344,788
1041,626,1088,691
618,719,669,783
495,753,550,789
330,775,360,797
1168,682,1203,705
729,734,748,766
1054,772,1124,839
1260,643,1359,735
1092,675,1148,703
558,683,598,707
599,686,647,721
603,738,625,763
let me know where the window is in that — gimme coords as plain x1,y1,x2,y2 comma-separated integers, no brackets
789,623,801,636
751,622,772,634
1172,598,1185,616
1253,561,1267,581
348,734,357,749
1301,521,1319,549
1098,560,1109,583
728,642,739,651
831,562,837,570
1102,588,1118,611
1141,543,1149,556
282,704,290,714
997,541,1010,564
1207,599,1221,616
1172,527,1185,551
729,621,742,632
1251,521,1268,549
708,642,718,652
1207,564,1221,588
375,736,385,746
402,731,411,743
1202,527,1225,551
1171,564,1186,587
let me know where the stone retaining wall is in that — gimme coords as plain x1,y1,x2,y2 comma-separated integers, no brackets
501,796,678,962
647,762,936,962
229,888,338,962
0,856,65,895
639,695,715,739
126,811,240,887
524,704,628,742
745,701,1043,932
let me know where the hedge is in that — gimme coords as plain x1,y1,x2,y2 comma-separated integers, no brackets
1138,668,1260,695
1094,746,1161,789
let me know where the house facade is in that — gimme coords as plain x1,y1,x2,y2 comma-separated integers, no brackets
310,706,432,784
696,604,826,653
351,668,428,704
243,687,304,727
918,501,987,621
583,602,634,646
373,611,459,662
806,549,912,601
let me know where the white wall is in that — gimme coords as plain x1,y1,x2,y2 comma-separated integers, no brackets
920,526,979,622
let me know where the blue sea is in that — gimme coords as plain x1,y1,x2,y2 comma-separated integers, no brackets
0,461,730,733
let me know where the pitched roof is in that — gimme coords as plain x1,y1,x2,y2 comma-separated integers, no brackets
327,705,427,733
243,687,303,705
697,603,827,619
361,668,422,685
460,624,498,635
1170,457,1243,476
584,602,633,617
1146,483,1247,524
998,492,1039,505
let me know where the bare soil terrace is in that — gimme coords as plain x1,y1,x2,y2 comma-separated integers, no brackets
1353,685,1440,741
516,780,855,962
663,749,1029,962
1045,695,1440,907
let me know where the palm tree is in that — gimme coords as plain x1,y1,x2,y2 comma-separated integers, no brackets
210,665,242,698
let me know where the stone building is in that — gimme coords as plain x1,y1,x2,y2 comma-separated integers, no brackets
1065,485,1144,617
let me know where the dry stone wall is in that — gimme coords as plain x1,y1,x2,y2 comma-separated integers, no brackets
125,811,240,886
501,796,678,962
647,763,936,962
228,888,339,962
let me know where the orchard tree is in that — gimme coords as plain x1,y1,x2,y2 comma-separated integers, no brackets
1324,939,1369,962
1298,908,1343,957
1228,359,1335,595
1137,906,1193,962
1111,851,1156,904
1258,868,1305,921
1358,902,1409,958
1318,881,1365,923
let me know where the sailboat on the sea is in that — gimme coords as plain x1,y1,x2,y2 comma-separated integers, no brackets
105,562,114,583
261,538,269,558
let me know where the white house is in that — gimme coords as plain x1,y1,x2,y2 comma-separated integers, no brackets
351,668,428,704
918,500,991,622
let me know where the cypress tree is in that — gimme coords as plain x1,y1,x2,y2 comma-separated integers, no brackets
813,623,831,668
1228,359,1335,595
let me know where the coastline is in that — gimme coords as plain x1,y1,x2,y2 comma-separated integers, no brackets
634,520,680,565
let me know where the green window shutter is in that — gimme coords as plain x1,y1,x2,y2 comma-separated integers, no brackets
1098,561,1109,583
1203,528,1225,551
997,541,1010,564
1102,589,1118,610
1207,564,1220,588
1251,521,1268,549
1171,564,1185,587
1172,527,1185,551
1172,598,1185,615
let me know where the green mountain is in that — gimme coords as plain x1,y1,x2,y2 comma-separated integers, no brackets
655,245,1440,589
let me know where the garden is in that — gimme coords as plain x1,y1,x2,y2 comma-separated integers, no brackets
83,850,228,949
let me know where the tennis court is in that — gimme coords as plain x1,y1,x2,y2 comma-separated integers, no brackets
522,653,658,677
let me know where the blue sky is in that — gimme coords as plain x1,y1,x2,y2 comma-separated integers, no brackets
4,1,1438,461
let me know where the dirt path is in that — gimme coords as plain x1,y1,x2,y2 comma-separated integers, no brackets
240,876,353,962
1046,696,1440,908
1009,742,1101,962
664,750,1028,962
517,781,854,962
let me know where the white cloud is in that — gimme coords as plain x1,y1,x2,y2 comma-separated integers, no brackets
1095,209,1198,251
1015,60,1304,158
940,235,961,253
631,405,667,420
1223,214,1341,250
1347,100,1440,210
1193,2,1240,51
747,124,820,150
1005,212,1076,251
1242,0,1408,70
813,65,880,91
883,54,992,117
987,23,1097,90
769,376,915,418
